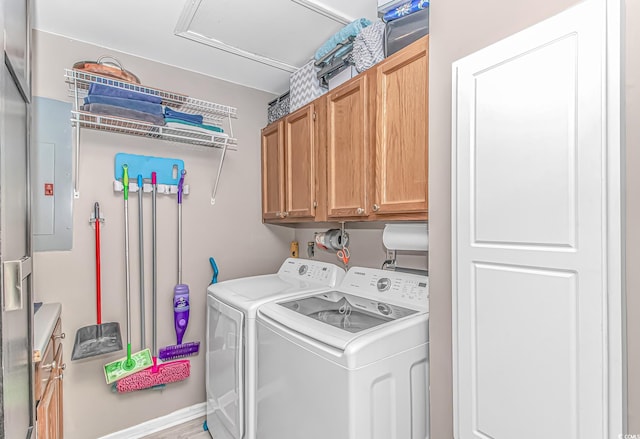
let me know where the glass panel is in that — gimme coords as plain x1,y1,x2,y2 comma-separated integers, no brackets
207,299,243,439
280,293,396,333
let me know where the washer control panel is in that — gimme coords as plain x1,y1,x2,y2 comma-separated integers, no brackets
341,267,428,310
278,258,345,286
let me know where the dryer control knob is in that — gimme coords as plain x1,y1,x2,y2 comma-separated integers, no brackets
377,278,391,292
377,302,391,315
298,265,308,275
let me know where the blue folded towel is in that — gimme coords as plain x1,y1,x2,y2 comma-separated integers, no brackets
88,83,163,104
164,117,224,133
314,18,372,61
164,107,203,125
84,95,163,115
383,0,429,22
82,104,166,126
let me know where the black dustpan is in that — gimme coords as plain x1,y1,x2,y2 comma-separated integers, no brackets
72,202,123,361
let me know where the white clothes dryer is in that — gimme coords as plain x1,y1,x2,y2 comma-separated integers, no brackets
205,258,345,439
256,266,429,439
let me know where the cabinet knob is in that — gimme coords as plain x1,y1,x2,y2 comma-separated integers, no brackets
54,333,66,340
372,204,380,212
356,207,365,215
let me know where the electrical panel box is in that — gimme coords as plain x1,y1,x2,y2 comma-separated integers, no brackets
32,97,73,251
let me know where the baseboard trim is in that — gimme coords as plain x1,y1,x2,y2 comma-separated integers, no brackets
98,402,207,439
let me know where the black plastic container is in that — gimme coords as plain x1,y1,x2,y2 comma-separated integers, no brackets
384,7,430,56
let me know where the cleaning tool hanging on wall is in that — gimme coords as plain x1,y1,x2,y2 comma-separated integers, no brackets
137,175,146,351
71,202,123,361
114,172,191,393
159,170,200,361
104,165,153,384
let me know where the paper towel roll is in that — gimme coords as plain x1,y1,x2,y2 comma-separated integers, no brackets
383,223,428,251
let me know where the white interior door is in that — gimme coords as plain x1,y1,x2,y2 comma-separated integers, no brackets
452,0,624,438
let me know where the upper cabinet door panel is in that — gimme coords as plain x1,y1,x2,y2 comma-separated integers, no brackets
326,76,370,218
261,121,285,220
375,37,428,214
285,105,315,219
4,0,30,98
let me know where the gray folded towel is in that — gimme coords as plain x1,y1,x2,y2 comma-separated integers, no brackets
353,20,386,73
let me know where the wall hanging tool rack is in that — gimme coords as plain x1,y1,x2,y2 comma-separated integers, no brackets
65,69,238,201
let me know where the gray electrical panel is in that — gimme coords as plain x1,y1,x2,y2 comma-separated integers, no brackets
32,97,73,251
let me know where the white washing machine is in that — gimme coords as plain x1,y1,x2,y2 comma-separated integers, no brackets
256,266,429,439
205,258,345,439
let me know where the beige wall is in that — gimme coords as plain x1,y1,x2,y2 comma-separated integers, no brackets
428,0,639,437
625,0,639,432
31,30,294,438
293,226,428,271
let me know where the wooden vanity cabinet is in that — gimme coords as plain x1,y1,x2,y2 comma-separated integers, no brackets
36,318,64,439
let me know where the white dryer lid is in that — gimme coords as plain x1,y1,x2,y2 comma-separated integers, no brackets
259,291,427,352
207,259,345,317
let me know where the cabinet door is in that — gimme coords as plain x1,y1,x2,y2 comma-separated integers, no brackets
261,121,285,221
54,346,63,439
326,76,371,218
284,105,316,219
374,36,428,215
4,0,30,98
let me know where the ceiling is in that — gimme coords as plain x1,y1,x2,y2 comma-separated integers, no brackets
33,0,378,95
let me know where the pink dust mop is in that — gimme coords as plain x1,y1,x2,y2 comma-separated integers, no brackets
115,172,190,393
159,170,200,361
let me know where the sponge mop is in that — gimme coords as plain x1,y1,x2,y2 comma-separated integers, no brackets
115,359,190,393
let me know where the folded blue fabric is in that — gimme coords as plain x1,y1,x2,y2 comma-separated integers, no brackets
82,103,166,126
314,18,372,61
164,107,203,125
383,0,429,22
88,83,163,104
84,95,163,115
164,118,224,133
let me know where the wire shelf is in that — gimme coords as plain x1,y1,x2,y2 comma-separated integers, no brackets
65,69,238,122
71,111,237,150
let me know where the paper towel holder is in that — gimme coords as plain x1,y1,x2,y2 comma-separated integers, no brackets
382,223,428,276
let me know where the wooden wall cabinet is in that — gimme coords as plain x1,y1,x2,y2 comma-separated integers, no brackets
326,75,372,219
261,36,429,224
261,120,285,221
262,100,324,223
326,36,429,221
36,318,64,439
372,36,429,218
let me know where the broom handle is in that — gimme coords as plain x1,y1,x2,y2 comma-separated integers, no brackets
152,172,157,358
138,175,145,349
123,165,132,362
177,170,185,284
95,202,102,325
